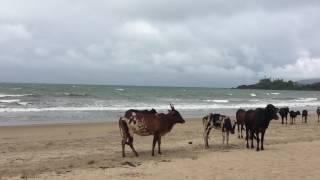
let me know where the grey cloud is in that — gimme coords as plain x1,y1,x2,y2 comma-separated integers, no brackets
0,1,320,87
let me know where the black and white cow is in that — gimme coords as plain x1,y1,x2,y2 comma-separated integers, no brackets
202,113,235,148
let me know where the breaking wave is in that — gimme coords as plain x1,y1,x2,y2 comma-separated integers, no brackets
204,99,229,103
294,98,318,102
0,94,33,98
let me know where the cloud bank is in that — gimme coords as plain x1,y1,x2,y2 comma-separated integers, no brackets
0,0,320,87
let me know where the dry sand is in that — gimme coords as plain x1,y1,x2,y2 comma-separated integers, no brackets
1,115,320,179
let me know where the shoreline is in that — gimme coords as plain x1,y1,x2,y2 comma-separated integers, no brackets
1,106,319,126
0,118,201,128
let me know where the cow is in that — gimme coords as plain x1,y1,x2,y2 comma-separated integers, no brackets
279,107,289,124
203,113,234,148
245,104,279,151
302,110,308,123
317,107,320,123
119,104,185,157
221,117,236,145
289,111,301,124
236,109,246,138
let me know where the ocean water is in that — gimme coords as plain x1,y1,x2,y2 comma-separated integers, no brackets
0,83,320,126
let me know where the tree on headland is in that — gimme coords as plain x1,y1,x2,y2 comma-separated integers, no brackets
237,78,320,90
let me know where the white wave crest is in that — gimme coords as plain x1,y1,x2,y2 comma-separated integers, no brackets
115,88,125,91
204,99,229,103
250,93,257,97
17,102,31,106
0,94,32,98
294,98,318,102
0,99,21,103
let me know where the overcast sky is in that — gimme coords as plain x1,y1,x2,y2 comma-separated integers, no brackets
0,0,320,87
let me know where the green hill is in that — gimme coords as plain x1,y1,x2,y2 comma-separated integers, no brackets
237,78,320,90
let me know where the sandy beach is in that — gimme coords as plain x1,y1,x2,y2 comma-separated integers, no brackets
1,115,320,180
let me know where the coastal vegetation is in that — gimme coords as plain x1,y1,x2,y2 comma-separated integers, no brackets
237,78,320,90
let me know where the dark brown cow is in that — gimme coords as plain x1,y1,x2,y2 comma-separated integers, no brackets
317,107,320,123
279,107,289,124
245,104,279,151
302,110,308,123
236,109,246,138
119,104,185,157
289,111,300,124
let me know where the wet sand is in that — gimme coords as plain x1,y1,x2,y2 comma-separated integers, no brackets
1,115,320,179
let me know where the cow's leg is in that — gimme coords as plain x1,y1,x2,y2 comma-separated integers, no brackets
285,117,287,124
222,131,225,144
237,123,240,138
306,116,307,123
250,131,254,149
261,131,265,150
128,136,139,157
204,127,211,148
157,135,162,155
281,117,284,124
256,132,260,151
226,131,229,145
245,128,249,148
152,135,157,156
241,124,244,138
121,138,126,157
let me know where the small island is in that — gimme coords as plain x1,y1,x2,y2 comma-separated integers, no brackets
237,78,320,90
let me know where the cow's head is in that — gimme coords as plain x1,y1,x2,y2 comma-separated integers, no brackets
169,104,185,124
296,111,301,115
266,104,279,120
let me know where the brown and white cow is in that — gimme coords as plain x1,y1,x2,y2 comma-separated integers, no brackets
119,104,185,157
